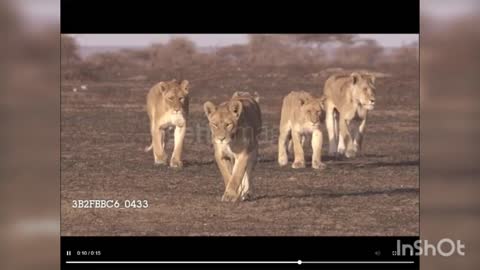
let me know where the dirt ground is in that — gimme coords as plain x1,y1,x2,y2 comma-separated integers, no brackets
61,65,419,236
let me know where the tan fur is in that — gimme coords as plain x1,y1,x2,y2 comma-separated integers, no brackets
278,91,326,169
203,92,262,202
145,79,190,168
323,72,376,158
232,91,260,103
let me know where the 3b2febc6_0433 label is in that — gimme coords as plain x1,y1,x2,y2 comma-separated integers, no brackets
71,200,149,209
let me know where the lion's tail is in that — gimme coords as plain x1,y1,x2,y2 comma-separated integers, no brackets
144,143,153,152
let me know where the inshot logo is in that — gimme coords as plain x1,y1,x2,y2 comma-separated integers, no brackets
394,239,466,257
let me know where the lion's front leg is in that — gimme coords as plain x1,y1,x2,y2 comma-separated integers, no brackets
152,127,168,165
222,152,249,202
278,127,290,167
311,129,326,170
291,130,306,169
338,116,356,158
352,115,367,155
170,125,186,168
339,117,355,158
215,150,233,189
239,149,257,201
325,102,338,156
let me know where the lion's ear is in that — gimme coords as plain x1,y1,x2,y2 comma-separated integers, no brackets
350,72,361,85
319,96,327,110
203,101,216,118
299,98,307,106
368,75,376,85
229,100,243,119
253,91,260,103
180,80,189,94
155,82,168,94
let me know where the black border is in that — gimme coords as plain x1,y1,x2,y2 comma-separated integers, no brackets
61,0,419,34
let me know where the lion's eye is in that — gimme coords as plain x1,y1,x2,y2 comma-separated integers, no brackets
211,123,218,128
168,96,174,100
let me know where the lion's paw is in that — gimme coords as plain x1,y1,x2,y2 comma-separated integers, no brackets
292,161,306,169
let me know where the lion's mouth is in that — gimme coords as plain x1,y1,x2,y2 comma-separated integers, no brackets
363,102,375,110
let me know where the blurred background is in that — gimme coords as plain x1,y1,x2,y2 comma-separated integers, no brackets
1,0,479,269
1,0,59,270
420,0,480,269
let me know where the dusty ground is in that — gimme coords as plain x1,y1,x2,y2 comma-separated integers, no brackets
61,66,419,236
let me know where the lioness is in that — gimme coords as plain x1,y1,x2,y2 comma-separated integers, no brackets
145,79,189,168
278,91,326,169
323,72,376,158
203,91,262,202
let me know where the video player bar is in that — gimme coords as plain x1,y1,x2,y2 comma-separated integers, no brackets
61,236,419,269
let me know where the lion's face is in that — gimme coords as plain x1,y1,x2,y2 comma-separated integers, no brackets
350,73,376,110
204,100,242,144
301,97,325,126
161,80,189,115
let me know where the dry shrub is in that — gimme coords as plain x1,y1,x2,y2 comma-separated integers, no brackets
391,42,419,66
61,34,418,82
334,39,384,66
61,35,80,67
246,34,324,67
215,44,249,66
148,37,197,79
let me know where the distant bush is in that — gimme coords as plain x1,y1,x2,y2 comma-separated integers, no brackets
391,42,419,65
334,39,384,66
215,44,249,66
245,34,326,67
61,35,81,67
61,34,418,82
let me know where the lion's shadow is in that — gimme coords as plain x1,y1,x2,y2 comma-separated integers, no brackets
254,187,418,201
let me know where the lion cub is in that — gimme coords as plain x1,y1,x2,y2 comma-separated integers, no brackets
278,91,326,170
204,91,262,202
145,79,189,168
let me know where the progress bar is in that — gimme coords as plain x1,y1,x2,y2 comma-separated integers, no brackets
66,261,415,264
